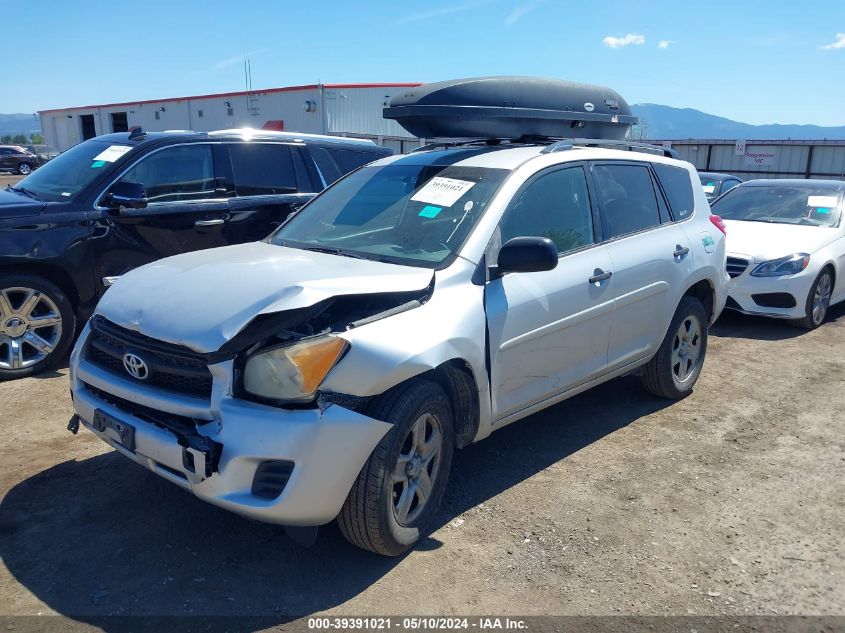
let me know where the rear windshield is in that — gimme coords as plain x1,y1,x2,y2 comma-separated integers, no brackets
712,184,843,228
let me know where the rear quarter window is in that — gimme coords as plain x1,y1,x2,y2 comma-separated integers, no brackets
228,143,298,196
654,164,695,220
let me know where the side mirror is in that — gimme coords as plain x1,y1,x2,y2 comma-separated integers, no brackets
104,181,148,212
493,236,558,276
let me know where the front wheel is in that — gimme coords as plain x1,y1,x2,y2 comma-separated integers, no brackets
792,268,833,330
17,163,32,175
0,274,76,380
641,296,708,399
338,379,454,556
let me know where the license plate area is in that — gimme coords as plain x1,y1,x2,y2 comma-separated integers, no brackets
93,409,136,451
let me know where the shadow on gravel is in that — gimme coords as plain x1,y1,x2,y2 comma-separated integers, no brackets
711,302,845,341
0,376,670,628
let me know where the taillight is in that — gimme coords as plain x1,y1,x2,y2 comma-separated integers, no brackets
709,214,727,235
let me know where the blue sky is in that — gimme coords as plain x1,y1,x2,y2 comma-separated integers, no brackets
3,0,844,126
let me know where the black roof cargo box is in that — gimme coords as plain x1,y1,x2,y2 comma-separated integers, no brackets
384,76,637,141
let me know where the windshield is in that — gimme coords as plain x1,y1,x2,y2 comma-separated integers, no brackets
271,163,508,268
712,184,843,227
14,140,128,202
699,175,722,197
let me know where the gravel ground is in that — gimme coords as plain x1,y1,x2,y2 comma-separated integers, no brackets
0,307,843,626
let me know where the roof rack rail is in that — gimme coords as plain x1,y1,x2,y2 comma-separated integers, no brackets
541,138,678,158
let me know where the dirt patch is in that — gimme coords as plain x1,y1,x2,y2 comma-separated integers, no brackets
1,308,843,623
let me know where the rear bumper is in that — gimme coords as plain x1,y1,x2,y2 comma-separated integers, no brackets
69,325,391,526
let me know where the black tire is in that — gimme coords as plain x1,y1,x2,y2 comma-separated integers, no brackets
338,379,454,556
641,295,708,399
17,163,32,176
0,273,75,380
791,268,833,330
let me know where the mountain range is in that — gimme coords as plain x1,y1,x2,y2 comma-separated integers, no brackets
630,104,845,140
2,106,845,141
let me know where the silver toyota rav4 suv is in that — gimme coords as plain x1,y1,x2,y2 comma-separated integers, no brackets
68,81,728,556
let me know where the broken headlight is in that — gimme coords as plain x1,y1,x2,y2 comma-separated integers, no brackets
243,335,349,402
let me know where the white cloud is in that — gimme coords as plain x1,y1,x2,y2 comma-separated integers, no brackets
658,40,672,49
820,33,845,50
505,1,542,27
603,33,646,49
397,1,490,25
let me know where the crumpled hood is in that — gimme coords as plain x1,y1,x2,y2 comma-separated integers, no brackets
0,188,45,217
724,219,840,262
97,242,434,353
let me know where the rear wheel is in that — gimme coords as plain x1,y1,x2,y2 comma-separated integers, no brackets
641,296,708,399
792,268,833,330
17,163,32,175
0,274,75,380
338,379,454,556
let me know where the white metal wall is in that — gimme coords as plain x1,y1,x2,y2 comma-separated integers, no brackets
660,140,845,181
39,86,417,151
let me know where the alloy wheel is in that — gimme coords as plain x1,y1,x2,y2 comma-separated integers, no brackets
812,272,832,325
671,314,702,385
18,163,31,175
0,287,63,370
391,412,443,526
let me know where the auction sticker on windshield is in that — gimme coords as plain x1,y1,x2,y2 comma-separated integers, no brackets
808,195,839,209
92,145,133,163
411,177,476,207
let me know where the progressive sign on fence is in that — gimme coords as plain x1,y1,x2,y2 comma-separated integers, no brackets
743,149,777,167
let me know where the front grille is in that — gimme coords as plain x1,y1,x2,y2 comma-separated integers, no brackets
726,256,750,278
84,383,210,434
85,316,213,398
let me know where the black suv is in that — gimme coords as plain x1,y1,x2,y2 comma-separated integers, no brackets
0,128,390,379
0,145,39,175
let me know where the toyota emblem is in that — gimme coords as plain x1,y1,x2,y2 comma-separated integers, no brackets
122,352,150,380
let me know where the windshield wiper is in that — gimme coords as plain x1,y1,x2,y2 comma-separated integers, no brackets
299,245,368,259
5,185,43,202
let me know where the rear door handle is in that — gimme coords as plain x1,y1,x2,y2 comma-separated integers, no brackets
194,218,225,227
589,269,613,284
674,245,690,258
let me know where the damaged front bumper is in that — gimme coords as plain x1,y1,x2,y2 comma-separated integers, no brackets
69,325,392,527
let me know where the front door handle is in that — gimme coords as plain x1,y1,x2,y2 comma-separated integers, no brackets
674,245,690,258
589,269,613,284
195,218,225,227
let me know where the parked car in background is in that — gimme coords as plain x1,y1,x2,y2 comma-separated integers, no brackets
0,145,39,175
25,144,60,165
68,137,728,555
712,179,845,329
0,128,391,379
699,172,742,202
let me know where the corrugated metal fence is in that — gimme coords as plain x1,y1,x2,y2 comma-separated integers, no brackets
654,139,845,181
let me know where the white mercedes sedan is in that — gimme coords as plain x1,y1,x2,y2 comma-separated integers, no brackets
712,179,845,329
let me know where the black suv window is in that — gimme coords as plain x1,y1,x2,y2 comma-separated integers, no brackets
653,164,695,219
592,164,661,238
118,144,217,204
501,166,594,253
229,143,297,196
309,146,343,185
331,149,379,173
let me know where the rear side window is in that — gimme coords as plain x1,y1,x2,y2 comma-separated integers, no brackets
331,149,381,173
653,164,695,219
501,166,594,253
309,147,343,185
592,164,661,239
228,143,298,196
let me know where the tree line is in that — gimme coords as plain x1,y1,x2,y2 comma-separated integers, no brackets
1,133,45,145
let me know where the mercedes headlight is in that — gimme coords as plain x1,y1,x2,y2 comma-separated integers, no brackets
750,253,810,277
243,335,348,402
